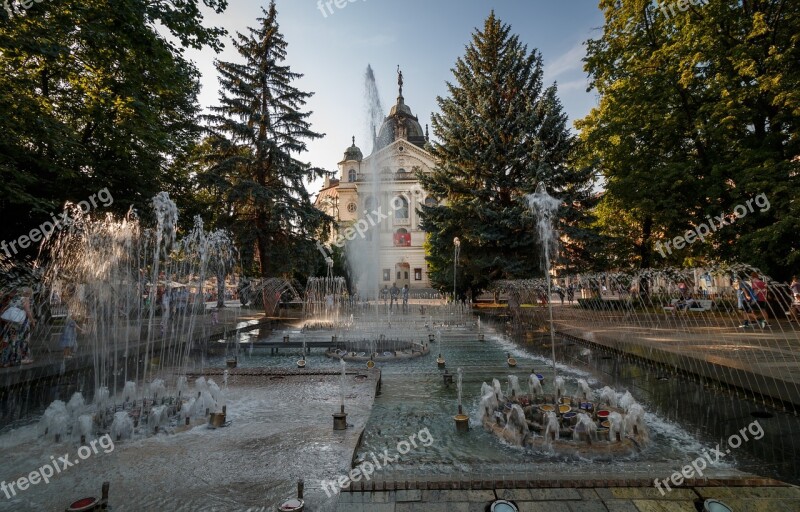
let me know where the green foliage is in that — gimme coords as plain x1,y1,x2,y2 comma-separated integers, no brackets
201,1,332,282
0,0,227,255
579,0,800,278
418,12,599,297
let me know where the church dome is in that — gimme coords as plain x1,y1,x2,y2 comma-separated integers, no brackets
374,95,426,152
343,136,363,162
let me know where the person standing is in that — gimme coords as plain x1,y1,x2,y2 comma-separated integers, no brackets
1,287,35,366
749,271,769,327
389,283,400,311
402,284,409,311
58,313,84,359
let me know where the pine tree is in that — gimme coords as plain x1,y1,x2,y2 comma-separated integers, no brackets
203,1,331,289
418,12,598,297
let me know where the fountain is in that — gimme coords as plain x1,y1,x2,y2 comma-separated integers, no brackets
526,183,562,384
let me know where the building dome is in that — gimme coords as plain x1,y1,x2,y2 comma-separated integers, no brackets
374,95,426,152
343,136,363,162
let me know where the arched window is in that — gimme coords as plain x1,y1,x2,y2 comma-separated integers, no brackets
364,196,377,212
394,196,409,219
424,197,437,207
397,168,407,174
348,169,356,182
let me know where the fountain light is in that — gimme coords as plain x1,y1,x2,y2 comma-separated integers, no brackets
333,360,347,430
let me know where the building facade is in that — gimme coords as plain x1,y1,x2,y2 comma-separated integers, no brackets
315,76,437,292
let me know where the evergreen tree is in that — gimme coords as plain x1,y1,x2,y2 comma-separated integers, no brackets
202,1,331,291
418,12,598,297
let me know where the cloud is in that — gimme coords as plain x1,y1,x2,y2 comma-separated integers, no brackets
544,43,586,80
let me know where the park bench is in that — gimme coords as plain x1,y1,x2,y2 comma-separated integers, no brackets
663,298,713,313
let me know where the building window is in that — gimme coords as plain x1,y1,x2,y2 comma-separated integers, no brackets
394,196,409,219
424,197,437,207
397,168,406,174
414,268,422,281
383,269,390,281
365,196,377,212
348,169,356,182
397,271,401,280
393,228,410,247
347,202,357,213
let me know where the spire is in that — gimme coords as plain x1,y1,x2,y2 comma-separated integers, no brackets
425,124,429,141
352,135,355,146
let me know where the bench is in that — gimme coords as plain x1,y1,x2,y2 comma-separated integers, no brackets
663,299,713,313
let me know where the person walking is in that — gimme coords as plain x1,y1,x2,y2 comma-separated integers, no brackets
749,271,769,327
734,277,759,328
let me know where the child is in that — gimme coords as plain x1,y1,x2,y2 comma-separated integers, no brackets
59,314,84,359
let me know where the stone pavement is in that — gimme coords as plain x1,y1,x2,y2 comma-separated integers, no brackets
335,479,800,511
512,305,800,410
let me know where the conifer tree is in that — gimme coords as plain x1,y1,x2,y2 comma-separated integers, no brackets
419,12,597,297
203,1,331,287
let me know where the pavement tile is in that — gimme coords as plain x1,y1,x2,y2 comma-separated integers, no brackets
371,491,391,503
695,486,800,500
631,499,699,511
465,490,496,502
603,501,639,512
568,501,609,512
529,489,583,500
595,488,697,500
710,499,800,512
517,501,572,512
578,489,602,500
395,489,422,502
498,488,534,500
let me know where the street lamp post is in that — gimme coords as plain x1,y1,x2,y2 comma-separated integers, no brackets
453,237,460,306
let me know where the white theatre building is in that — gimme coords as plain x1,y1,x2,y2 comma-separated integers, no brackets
315,74,437,292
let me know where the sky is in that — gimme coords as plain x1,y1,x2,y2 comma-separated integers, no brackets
184,0,606,192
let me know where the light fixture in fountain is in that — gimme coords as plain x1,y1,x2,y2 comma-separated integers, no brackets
297,356,306,369
507,352,517,367
454,367,469,432
333,360,348,430
66,482,109,512
226,357,237,369
436,353,446,368
280,480,305,512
